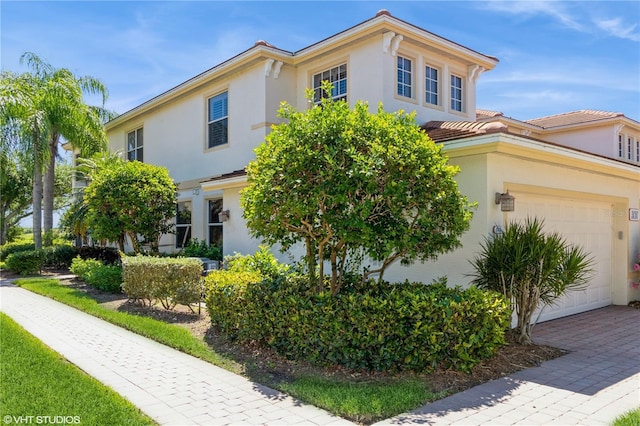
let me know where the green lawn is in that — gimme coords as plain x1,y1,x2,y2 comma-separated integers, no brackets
612,407,640,426
0,312,156,425
13,277,448,424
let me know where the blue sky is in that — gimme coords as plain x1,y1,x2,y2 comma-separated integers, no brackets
2,1,639,122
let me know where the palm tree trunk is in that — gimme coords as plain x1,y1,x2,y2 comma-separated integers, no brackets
33,166,43,249
43,132,58,246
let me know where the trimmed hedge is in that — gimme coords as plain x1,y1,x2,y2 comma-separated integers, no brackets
42,245,78,269
5,250,44,275
206,271,510,373
70,257,122,293
76,246,121,265
0,243,36,261
121,256,204,310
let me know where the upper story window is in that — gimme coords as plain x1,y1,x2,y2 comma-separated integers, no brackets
396,56,412,98
208,92,228,149
618,134,624,158
175,201,192,249
313,64,347,103
425,65,439,106
627,137,633,160
636,140,640,162
127,128,143,162
450,75,463,112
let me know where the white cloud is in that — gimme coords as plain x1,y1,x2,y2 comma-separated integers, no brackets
483,0,639,41
593,17,640,42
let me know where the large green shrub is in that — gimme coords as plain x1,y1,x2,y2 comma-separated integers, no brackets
206,263,509,372
42,245,78,269
76,246,121,265
121,256,203,310
0,243,35,261
70,257,122,293
5,250,44,275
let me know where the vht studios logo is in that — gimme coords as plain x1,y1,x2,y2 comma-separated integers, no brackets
2,416,81,425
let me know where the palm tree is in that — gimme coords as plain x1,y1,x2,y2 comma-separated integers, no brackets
0,70,50,248
19,53,112,246
1,53,112,248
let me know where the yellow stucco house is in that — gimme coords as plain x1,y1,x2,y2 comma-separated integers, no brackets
101,10,640,321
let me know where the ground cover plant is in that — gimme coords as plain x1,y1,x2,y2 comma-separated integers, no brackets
612,407,640,426
10,274,564,424
0,312,155,425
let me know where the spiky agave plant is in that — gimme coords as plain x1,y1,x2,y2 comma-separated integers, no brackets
470,217,593,344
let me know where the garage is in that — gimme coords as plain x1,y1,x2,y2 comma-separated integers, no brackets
509,193,613,322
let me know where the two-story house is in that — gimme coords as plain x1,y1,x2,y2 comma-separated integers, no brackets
103,10,639,321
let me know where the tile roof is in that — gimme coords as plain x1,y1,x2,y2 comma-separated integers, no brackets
202,169,247,183
422,120,507,142
525,110,623,128
476,109,504,120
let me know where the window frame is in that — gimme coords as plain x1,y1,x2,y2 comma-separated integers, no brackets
618,134,624,158
396,55,413,99
207,91,229,150
207,198,224,248
627,137,633,160
424,64,440,106
175,200,192,249
127,127,143,162
312,63,347,104
450,74,464,113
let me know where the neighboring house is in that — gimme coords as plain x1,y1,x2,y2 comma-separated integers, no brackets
100,10,640,321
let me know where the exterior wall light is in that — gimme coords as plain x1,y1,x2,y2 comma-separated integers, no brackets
495,190,515,212
218,210,230,222
192,188,200,195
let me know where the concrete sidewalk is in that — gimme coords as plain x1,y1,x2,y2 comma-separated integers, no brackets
0,281,353,426
374,306,640,425
2,278,638,425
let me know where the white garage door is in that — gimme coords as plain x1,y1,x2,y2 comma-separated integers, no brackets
509,194,612,322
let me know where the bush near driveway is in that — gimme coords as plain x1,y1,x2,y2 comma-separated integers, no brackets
206,252,510,373
70,256,122,293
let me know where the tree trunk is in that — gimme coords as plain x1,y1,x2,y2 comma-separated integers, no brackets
32,167,43,249
42,132,59,246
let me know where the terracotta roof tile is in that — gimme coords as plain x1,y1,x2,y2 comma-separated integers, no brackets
525,110,623,128
476,109,504,120
422,120,507,142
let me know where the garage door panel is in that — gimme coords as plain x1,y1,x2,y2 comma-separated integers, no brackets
509,194,612,322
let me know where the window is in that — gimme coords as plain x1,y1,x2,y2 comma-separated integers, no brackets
425,65,439,105
627,137,633,160
396,56,412,98
450,75,463,112
208,199,223,247
175,201,192,248
636,140,639,162
208,92,228,148
127,128,143,161
313,64,347,103
618,134,624,158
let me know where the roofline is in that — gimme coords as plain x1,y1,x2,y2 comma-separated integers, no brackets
106,10,498,129
106,43,292,129
439,128,640,171
294,10,498,67
525,114,640,132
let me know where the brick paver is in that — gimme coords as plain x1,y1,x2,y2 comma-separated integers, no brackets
2,278,639,425
0,282,354,426
374,306,640,425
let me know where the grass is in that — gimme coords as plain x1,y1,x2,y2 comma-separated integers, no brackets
612,407,640,426
280,376,447,423
0,312,156,425
13,277,448,424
